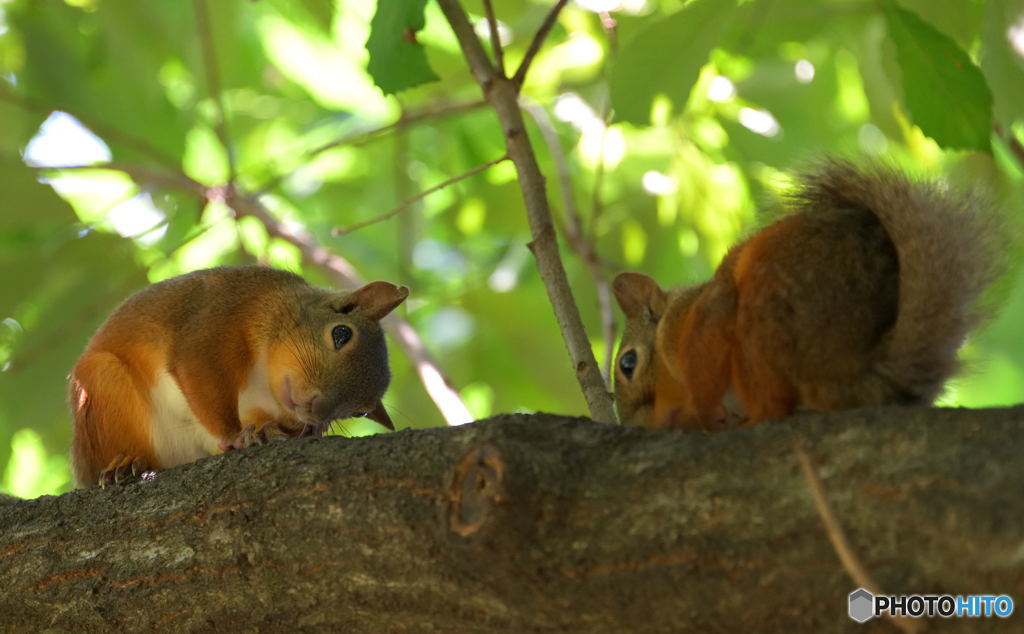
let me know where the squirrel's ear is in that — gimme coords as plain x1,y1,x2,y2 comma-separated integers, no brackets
613,272,666,319
349,281,409,320
365,400,395,431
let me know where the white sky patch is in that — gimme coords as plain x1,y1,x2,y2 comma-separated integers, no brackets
23,111,167,244
707,76,736,102
473,17,512,46
642,171,677,196
858,123,888,155
488,242,529,293
24,111,111,167
108,193,167,244
575,0,649,13
554,92,602,131
738,107,781,137
554,92,625,168
1009,16,1024,58
794,59,815,83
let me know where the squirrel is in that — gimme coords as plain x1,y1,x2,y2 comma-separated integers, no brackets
612,159,999,430
68,265,408,487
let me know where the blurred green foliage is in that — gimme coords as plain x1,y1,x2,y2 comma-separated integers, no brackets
0,0,1021,498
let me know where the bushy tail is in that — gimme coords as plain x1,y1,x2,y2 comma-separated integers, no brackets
793,159,1001,404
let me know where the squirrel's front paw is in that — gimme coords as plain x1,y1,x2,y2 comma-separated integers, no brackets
219,423,291,452
98,453,150,488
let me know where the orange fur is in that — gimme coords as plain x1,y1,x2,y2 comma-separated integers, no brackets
613,160,999,429
68,266,408,487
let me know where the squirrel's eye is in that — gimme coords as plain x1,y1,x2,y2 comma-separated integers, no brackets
619,349,637,380
332,325,353,350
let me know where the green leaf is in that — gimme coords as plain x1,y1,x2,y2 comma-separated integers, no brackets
884,1,993,152
980,0,1024,131
365,0,439,95
610,0,736,126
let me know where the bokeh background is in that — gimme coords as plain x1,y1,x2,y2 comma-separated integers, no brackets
1,0,1022,497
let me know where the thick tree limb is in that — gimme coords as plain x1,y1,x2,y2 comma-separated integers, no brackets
3,406,1021,631
437,0,617,422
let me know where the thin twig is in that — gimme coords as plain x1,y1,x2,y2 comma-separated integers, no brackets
256,99,487,195
522,102,615,389
393,110,416,279
332,155,509,236
193,0,236,181
511,0,569,87
34,162,206,195
437,0,616,422
437,0,495,87
482,0,505,77
589,10,617,240
795,442,923,634
996,124,1024,172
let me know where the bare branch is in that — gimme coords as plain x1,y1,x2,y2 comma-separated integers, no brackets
255,99,487,195
522,102,615,388
436,0,496,88
483,0,506,76
332,155,509,236
193,0,236,181
795,443,923,634
35,162,206,195
512,0,569,87
437,0,617,422
588,10,617,239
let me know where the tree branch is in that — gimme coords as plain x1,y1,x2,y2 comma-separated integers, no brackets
255,98,487,195
795,443,923,634
35,162,206,195
482,0,506,77
522,102,616,388
437,0,616,422
332,155,509,236
3,407,1021,629
511,0,569,87
436,0,496,88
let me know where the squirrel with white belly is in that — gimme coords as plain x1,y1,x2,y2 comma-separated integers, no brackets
69,266,408,487
613,159,1000,429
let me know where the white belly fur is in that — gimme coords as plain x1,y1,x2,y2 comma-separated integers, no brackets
150,371,221,468
236,350,288,423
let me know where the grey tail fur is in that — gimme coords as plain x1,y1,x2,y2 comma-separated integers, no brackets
792,159,1000,404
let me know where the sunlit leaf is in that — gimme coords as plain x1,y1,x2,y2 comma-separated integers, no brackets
611,0,737,126
365,0,439,94
884,1,993,152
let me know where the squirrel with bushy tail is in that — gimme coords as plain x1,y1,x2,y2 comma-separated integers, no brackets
613,159,1003,429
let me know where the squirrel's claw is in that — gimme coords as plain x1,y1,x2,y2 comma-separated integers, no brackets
98,454,149,488
221,423,291,452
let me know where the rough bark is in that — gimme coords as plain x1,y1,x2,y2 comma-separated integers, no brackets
2,407,1022,632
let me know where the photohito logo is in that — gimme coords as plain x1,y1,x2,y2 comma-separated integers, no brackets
848,588,1014,622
